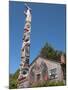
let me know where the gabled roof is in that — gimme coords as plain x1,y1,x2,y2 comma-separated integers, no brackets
30,55,61,67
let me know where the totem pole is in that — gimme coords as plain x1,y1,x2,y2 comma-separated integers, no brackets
18,4,32,88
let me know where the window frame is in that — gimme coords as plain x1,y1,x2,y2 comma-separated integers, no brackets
49,68,57,79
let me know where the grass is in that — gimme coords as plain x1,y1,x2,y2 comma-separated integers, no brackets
31,80,65,87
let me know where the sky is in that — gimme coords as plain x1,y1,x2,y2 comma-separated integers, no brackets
9,1,66,73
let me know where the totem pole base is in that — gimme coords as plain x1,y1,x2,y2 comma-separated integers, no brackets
18,81,30,88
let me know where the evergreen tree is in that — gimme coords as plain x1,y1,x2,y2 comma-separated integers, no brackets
40,42,65,61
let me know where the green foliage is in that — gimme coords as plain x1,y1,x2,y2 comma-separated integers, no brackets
31,81,64,87
12,69,19,80
9,78,17,89
47,81,64,86
40,42,65,61
9,69,19,89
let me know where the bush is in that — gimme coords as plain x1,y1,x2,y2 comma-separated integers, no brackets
9,69,19,89
9,79,17,89
31,81,64,87
47,81,64,86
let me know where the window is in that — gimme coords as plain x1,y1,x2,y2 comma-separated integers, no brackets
49,68,57,79
37,74,40,81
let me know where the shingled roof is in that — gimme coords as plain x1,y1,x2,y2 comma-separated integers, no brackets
30,55,61,67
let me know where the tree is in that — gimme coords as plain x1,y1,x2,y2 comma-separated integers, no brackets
40,42,65,61
9,69,19,89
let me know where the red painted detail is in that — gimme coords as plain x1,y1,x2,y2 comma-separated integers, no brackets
24,28,29,32
18,78,28,84
18,76,26,81
44,74,48,80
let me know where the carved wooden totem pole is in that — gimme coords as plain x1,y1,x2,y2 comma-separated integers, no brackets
18,4,32,88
